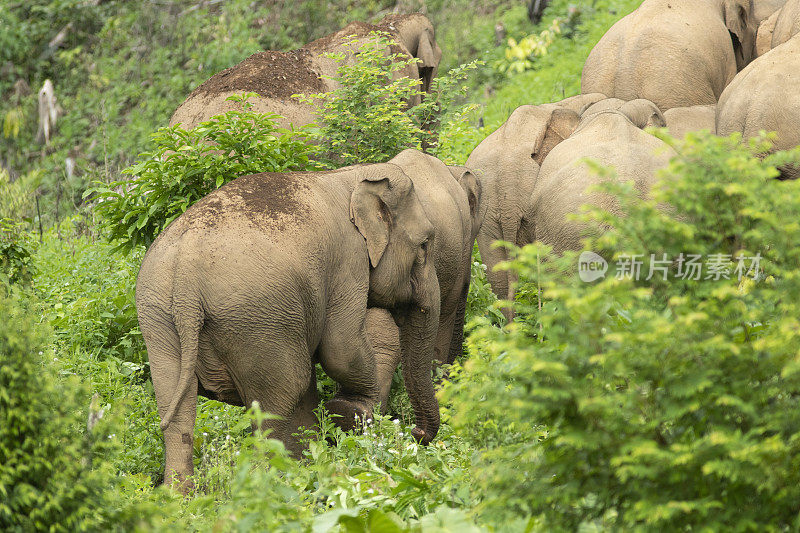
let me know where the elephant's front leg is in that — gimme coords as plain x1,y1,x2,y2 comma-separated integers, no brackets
365,308,402,413
318,307,381,432
284,372,320,457
478,228,514,323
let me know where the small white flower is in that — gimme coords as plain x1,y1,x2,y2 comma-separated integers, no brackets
393,419,400,425
214,416,219,420
366,488,374,494
203,432,208,437
38,351,43,355
398,432,404,437
226,435,231,441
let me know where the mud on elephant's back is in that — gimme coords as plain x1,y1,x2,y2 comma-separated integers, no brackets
169,50,323,131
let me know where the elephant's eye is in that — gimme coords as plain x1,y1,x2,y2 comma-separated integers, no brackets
420,239,429,253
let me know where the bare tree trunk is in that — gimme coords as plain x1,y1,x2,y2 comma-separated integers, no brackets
527,0,549,23
55,179,61,241
35,194,43,243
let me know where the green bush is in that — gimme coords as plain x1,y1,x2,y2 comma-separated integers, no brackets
0,220,37,287
33,226,144,364
445,133,800,530
481,0,645,129
88,94,315,251
0,293,115,531
297,32,478,167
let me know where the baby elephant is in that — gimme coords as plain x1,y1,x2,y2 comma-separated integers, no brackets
136,162,441,492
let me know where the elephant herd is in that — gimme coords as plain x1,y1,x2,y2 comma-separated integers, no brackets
472,0,800,320
137,2,800,490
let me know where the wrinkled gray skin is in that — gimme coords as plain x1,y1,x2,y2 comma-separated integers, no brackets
717,35,800,180
531,99,676,253
756,9,782,55
137,162,441,492
170,13,441,130
582,0,758,111
663,105,718,138
771,0,800,47
754,0,788,22
465,93,606,321
364,151,483,411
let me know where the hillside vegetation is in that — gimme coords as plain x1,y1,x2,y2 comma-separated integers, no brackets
5,0,800,531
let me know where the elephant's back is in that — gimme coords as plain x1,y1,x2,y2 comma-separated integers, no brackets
772,0,800,48
533,129,670,252
582,1,735,109
717,37,800,150
535,121,671,216
141,171,350,328
664,105,718,137
170,50,326,130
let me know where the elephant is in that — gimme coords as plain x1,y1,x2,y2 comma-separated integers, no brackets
771,0,800,47
531,99,675,254
136,160,441,491
465,93,606,321
169,13,441,131
663,105,718,138
716,35,800,180
756,8,783,55
581,0,758,111
361,150,482,411
754,0,788,22
379,13,443,94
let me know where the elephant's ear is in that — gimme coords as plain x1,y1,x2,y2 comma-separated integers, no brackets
723,0,752,62
416,33,439,69
620,99,666,129
351,177,393,268
532,108,580,165
450,167,483,239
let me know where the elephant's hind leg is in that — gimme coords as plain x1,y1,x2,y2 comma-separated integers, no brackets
141,313,197,494
236,342,316,455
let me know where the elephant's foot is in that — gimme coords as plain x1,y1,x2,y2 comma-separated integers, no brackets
325,397,374,432
411,426,433,445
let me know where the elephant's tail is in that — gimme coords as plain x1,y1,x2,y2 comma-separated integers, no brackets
160,293,203,432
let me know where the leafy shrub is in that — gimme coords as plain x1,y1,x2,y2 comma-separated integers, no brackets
445,133,800,530
88,94,314,251
466,246,505,328
297,32,478,167
0,293,116,531
0,220,37,287
481,0,644,128
33,226,144,365
495,16,567,75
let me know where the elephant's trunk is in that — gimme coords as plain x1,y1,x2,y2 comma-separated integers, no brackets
396,259,441,444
